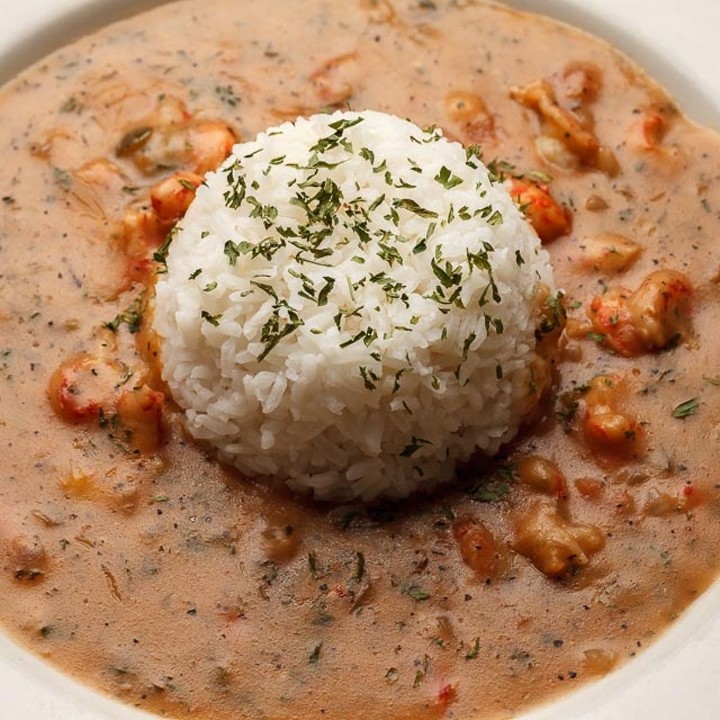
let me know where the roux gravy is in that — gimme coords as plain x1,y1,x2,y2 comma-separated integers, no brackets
1,1,719,718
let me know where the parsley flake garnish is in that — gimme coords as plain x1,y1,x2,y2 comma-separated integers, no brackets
405,585,431,601
434,165,463,189
104,296,144,334
393,198,438,219
672,398,699,419
201,310,222,327
466,637,480,660
224,240,241,266
400,436,431,457
309,642,323,664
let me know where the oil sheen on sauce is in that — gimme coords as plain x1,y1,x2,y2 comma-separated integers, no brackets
0,1,719,719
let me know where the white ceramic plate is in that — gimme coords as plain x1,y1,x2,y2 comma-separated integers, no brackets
1,1,718,718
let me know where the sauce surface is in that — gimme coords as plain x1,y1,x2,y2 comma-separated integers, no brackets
1,1,720,718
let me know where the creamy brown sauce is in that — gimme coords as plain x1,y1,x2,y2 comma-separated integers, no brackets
1,1,720,718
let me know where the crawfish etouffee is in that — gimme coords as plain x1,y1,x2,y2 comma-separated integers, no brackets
0,1,719,719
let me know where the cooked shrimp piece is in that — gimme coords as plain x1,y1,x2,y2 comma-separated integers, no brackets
47,354,130,423
582,374,640,450
588,269,693,356
119,170,203,282
453,516,507,581
445,90,487,123
557,61,602,103
517,455,568,499
511,498,605,577
115,96,235,176
511,80,599,162
629,111,667,150
116,385,165,454
511,77,618,175
509,177,572,242
626,270,693,349
115,105,235,284
445,90,497,144
188,121,237,174
120,208,166,258
578,232,642,273
117,208,172,287
150,170,204,224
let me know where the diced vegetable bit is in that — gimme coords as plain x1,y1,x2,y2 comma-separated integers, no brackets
465,636,480,660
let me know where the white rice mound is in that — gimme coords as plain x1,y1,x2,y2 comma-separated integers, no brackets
153,110,554,501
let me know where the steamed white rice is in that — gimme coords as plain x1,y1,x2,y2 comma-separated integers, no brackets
152,110,554,501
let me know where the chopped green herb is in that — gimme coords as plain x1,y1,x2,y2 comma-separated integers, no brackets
316,276,336,306
60,96,83,114
115,126,153,157
224,240,241,266
672,398,699,419
104,296,144,334
405,585,430,601
201,310,222,327
393,197,438,219
308,552,319,580
309,642,323,664
256,298,304,361
223,161,247,209
469,464,514,502
153,227,177,267
359,365,379,390
434,165,463,190
53,167,72,191
586,332,606,343
353,551,365,582
466,637,480,660
216,84,240,107
535,291,566,337
462,332,476,361
400,436,431,457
